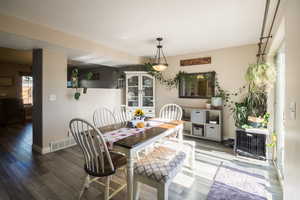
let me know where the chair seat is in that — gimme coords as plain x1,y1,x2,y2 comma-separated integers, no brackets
85,151,127,177
134,146,186,183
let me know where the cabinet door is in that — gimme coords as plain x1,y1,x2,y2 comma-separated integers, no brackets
126,74,139,107
140,74,154,108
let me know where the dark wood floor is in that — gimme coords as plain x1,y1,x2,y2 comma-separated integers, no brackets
0,123,282,200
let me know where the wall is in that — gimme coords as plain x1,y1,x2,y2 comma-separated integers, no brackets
283,0,300,199
155,44,257,139
33,49,122,152
0,63,31,98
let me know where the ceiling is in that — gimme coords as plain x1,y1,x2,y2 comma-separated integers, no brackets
0,0,265,57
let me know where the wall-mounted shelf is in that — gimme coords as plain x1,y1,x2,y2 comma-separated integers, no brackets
181,106,223,142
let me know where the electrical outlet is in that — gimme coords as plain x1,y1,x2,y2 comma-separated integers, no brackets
49,94,57,101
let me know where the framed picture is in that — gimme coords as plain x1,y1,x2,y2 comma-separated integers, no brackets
0,77,14,86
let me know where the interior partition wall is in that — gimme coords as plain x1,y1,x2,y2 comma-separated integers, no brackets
32,49,43,152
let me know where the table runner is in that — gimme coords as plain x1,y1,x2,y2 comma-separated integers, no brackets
103,119,175,148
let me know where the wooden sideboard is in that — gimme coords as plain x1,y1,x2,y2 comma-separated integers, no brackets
181,106,223,142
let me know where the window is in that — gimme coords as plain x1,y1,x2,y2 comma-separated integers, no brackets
22,76,33,105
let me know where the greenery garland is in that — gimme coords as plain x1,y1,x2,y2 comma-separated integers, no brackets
144,63,245,106
144,63,189,88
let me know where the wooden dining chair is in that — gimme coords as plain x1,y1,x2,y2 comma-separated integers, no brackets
93,107,117,132
134,146,186,200
69,118,127,200
159,104,183,121
159,104,183,139
159,104,195,174
113,105,132,128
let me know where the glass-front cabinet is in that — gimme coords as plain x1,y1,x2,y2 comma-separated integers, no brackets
125,71,155,117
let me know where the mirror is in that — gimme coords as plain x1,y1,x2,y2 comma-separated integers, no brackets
179,72,215,98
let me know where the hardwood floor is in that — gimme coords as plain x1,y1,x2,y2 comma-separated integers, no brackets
0,123,282,200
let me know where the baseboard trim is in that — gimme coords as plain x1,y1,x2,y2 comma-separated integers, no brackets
32,144,51,154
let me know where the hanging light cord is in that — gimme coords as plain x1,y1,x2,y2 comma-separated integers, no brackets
154,38,168,65
257,0,281,64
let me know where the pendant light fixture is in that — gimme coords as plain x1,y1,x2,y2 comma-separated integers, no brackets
152,37,168,71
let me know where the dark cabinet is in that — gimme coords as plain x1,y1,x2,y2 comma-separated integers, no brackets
0,98,25,126
235,129,267,160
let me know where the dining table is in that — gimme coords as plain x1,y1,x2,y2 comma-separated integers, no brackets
101,118,184,200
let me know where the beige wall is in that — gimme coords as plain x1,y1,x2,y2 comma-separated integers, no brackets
40,49,122,149
283,0,300,199
155,44,257,139
0,63,31,98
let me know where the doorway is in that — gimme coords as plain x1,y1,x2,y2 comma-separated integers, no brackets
0,47,33,151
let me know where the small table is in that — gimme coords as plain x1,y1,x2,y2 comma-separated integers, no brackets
104,119,184,200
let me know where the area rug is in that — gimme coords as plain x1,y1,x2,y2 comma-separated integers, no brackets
207,162,267,200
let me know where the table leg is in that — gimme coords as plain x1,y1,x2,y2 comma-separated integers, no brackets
127,150,134,200
178,125,183,141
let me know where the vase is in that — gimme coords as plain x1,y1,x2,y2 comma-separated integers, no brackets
134,116,145,121
211,97,223,107
206,103,211,109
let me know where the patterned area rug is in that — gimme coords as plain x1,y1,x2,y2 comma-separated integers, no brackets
207,162,268,200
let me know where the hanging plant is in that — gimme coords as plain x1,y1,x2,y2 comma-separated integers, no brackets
231,63,276,128
71,68,93,100
245,63,276,91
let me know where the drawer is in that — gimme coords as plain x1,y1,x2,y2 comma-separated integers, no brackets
192,124,204,137
191,110,206,124
144,108,155,113
205,124,220,141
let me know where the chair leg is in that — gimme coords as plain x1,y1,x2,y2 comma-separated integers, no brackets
104,176,110,200
79,175,90,199
133,178,140,200
157,184,168,200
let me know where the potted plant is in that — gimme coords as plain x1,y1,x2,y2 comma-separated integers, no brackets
211,75,226,107
206,99,211,109
244,63,276,126
233,102,248,128
231,63,276,128
71,68,93,100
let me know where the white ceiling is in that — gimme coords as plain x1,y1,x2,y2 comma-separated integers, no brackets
0,0,265,57
0,31,133,66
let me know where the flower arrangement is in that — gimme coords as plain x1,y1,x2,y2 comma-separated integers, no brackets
134,109,145,117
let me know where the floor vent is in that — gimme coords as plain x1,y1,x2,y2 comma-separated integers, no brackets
50,137,77,152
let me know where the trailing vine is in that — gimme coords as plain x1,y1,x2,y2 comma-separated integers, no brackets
144,63,189,88
71,68,93,100
215,74,247,108
144,63,245,106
